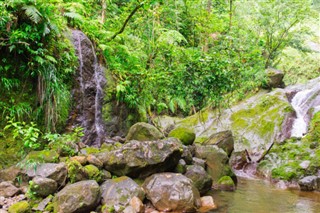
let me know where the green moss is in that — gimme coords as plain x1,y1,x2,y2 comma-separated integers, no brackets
168,127,195,145
66,159,86,183
218,176,234,185
84,164,102,183
24,150,59,163
8,201,30,213
80,147,100,155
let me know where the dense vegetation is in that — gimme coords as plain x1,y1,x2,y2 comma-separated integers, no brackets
0,0,319,137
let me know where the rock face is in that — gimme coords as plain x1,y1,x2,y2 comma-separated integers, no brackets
68,30,106,147
0,182,20,198
266,68,285,88
298,176,320,191
143,173,201,212
100,176,145,212
30,176,57,197
53,180,100,213
203,130,234,156
26,163,67,186
168,127,196,145
126,122,163,141
101,138,183,178
185,165,212,195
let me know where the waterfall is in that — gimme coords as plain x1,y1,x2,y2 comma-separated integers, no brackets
69,30,106,147
290,80,320,138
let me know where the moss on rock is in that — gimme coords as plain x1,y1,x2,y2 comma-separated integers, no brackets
84,164,102,183
8,201,30,213
168,127,195,145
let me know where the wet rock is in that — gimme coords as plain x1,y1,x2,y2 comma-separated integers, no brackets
195,145,233,184
126,122,163,141
100,176,145,212
142,173,201,212
216,176,236,191
0,182,20,198
25,163,67,186
198,196,217,212
185,165,213,195
298,176,320,191
168,127,195,145
102,138,183,178
7,201,29,213
30,176,57,197
265,68,285,88
203,130,234,156
53,180,100,213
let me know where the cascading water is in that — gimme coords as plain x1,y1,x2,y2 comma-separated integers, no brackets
289,79,320,138
69,30,106,147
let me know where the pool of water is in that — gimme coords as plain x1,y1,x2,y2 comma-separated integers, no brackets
208,177,320,213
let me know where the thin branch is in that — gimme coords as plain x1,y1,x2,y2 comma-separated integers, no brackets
107,3,143,42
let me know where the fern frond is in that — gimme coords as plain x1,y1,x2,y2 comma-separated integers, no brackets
63,12,83,21
22,5,42,24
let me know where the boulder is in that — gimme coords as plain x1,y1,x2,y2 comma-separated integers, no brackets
101,138,183,178
87,154,103,168
142,173,201,212
25,163,67,186
216,176,236,191
83,165,102,183
0,166,24,183
195,145,234,184
53,180,100,213
185,165,212,195
7,201,30,213
129,196,144,213
30,176,57,197
70,156,87,165
203,130,234,156
100,176,145,212
298,176,320,191
198,196,217,212
23,150,59,163
174,159,187,174
229,151,248,170
192,157,206,168
126,122,163,141
0,182,20,198
168,127,195,145
66,159,88,183
265,68,285,88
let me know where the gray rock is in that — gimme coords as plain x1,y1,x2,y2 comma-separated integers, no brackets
100,176,144,212
87,155,103,168
192,157,206,168
203,130,234,156
25,163,67,186
185,165,212,195
126,122,163,141
32,196,52,211
101,138,183,178
53,180,100,213
30,176,57,197
0,182,20,198
143,173,201,212
298,176,320,191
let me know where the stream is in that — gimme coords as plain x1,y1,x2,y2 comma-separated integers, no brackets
208,177,320,213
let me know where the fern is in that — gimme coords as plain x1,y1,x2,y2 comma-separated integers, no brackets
63,12,83,21
22,5,42,24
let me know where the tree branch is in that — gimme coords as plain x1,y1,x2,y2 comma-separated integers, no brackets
107,3,143,42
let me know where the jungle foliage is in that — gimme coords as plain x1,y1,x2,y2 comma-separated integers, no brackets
0,0,319,133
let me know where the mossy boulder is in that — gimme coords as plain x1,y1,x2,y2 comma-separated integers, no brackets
100,176,145,212
265,68,285,89
168,127,195,145
29,176,57,197
217,176,236,191
84,164,102,183
8,201,30,213
23,150,59,163
66,159,88,183
101,138,183,178
126,122,163,141
53,180,100,213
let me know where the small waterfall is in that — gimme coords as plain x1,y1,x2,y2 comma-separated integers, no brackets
290,80,320,138
69,30,106,146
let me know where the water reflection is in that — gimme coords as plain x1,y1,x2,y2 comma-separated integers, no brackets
208,177,320,213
